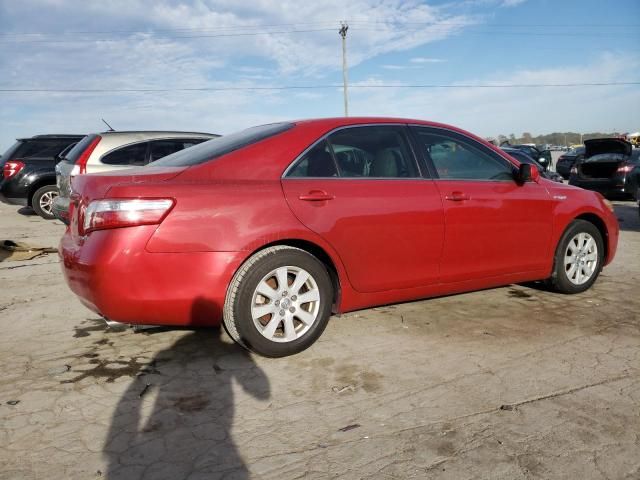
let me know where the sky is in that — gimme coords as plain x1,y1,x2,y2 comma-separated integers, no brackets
0,0,639,149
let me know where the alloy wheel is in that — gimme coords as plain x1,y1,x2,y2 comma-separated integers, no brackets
251,266,320,343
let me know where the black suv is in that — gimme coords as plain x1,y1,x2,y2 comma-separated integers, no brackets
0,134,85,219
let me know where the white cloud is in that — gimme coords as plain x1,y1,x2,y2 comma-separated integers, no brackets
410,57,446,63
348,53,640,137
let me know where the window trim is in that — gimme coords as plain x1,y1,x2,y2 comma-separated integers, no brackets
408,124,518,183
282,123,426,180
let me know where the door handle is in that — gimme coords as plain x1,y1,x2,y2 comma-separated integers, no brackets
445,191,470,202
298,190,335,202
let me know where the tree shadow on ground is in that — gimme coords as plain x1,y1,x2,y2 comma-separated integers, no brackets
104,298,270,480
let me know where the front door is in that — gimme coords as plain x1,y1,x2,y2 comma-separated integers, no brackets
410,126,553,283
282,125,444,293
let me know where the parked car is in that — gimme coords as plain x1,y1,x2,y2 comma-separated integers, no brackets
60,118,619,358
501,147,564,183
500,143,553,171
53,131,219,221
556,146,585,180
623,154,640,203
0,134,85,218
569,139,639,199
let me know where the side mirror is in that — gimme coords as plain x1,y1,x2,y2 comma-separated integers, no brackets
517,163,539,184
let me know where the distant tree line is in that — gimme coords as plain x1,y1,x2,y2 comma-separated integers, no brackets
496,131,622,147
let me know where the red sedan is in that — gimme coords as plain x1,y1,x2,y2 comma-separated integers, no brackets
60,118,619,357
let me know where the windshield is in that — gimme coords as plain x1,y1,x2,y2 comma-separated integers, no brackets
151,122,294,167
567,147,583,155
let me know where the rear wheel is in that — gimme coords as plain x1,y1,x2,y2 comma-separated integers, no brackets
223,246,334,357
32,185,58,220
549,220,604,294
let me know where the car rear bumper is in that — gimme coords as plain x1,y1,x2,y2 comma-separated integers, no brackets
52,196,70,224
569,178,629,198
0,180,29,206
59,226,246,327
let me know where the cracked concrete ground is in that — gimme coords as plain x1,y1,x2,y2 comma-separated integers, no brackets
0,201,638,480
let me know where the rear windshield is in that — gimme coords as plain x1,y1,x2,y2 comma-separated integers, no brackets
1,141,23,162
151,122,294,167
63,134,98,164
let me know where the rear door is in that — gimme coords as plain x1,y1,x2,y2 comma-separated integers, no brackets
410,126,552,283
282,125,444,293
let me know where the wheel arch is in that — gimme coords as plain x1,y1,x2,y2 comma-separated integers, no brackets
573,212,610,263
242,238,343,313
27,176,56,206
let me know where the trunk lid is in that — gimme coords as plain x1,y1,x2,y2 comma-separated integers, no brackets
577,138,632,179
584,138,632,158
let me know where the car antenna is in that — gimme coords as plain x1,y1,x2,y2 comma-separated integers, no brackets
101,118,115,132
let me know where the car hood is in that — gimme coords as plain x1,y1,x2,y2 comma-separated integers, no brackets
584,138,632,159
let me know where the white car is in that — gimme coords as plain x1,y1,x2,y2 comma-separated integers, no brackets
53,130,218,221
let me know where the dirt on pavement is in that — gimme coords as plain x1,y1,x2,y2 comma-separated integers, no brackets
0,201,638,479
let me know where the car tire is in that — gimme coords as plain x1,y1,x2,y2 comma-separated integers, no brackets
223,246,334,357
31,185,58,220
548,219,604,294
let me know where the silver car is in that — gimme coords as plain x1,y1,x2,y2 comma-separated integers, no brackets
54,130,218,221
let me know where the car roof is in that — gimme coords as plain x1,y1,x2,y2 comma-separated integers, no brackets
97,130,218,138
17,134,85,141
289,117,495,143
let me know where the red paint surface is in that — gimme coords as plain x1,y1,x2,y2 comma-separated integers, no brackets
59,118,619,327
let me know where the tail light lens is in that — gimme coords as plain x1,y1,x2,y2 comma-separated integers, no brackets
3,160,25,179
616,164,634,174
74,136,101,175
82,198,174,234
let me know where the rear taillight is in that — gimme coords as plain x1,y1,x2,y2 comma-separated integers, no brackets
3,160,25,179
75,136,101,175
616,164,634,174
570,166,577,174
82,198,174,234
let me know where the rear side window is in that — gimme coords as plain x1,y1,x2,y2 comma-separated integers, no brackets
102,142,149,166
631,149,640,164
287,140,338,177
64,134,99,164
152,123,294,167
328,126,418,178
286,125,419,178
149,139,208,163
10,139,75,160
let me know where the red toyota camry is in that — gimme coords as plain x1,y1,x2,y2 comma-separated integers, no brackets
60,118,619,357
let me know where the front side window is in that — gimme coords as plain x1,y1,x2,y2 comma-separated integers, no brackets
101,142,149,166
412,128,513,181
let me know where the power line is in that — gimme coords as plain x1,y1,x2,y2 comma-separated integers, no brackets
1,21,637,37
0,28,338,44
0,82,637,94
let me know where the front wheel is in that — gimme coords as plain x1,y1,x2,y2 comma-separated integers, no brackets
31,185,58,220
548,220,604,294
223,246,334,357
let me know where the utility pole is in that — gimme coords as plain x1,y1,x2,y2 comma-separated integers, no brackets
339,22,349,117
